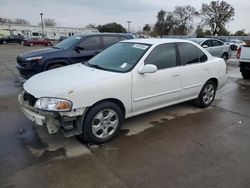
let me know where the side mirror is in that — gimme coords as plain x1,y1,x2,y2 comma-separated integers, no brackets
202,45,208,48
74,46,84,53
138,64,157,74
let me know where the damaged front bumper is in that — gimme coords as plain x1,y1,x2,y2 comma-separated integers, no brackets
18,92,86,137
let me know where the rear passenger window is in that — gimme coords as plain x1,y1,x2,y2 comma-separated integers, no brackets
79,37,100,51
212,40,223,46
197,48,208,62
178,43,199,65
145,43,177,70
103,36,119,49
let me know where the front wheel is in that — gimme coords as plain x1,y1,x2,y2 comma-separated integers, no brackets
194,80,216,108
80,102,123,144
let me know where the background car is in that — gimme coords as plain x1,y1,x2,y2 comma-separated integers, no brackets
0,35,25,44
16,33,134,78
23,37,52,46
188,38,231,61
227,39,246,50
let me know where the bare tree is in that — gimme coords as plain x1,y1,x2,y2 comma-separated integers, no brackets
13,18,30,25
201,1,235,35
173,5,199,35
154,10,177,36
86,23,97,29
39,18,57,26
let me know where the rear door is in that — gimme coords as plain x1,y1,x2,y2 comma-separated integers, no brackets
177,42,211,100
211,39,224,57
71,36,101,63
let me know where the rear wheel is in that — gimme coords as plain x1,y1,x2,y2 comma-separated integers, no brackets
242,70,250,79
29,43,34,46
221,53,228,61
194,80,216,108
80,102,123,144
3,41,7,45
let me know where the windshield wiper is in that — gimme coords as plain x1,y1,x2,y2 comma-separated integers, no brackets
83,61,104,70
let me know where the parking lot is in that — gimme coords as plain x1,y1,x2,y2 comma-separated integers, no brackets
0,44,250,188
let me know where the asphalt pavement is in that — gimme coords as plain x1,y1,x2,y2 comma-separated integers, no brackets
0,44,250,188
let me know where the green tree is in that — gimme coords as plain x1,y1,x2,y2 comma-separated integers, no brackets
97,23,126,33
200,1,235,35
235,30,247,36
143,24,151,33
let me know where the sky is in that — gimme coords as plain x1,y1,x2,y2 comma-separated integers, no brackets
0,0,249,33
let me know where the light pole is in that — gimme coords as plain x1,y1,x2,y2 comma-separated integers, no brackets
127,21,131,33
40,13,44,37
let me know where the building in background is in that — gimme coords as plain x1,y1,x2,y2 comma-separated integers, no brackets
0,23,98,39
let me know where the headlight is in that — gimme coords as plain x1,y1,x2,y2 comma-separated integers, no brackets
35,97,72,112
25,56,43,61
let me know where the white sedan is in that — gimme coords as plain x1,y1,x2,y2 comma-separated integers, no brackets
19,39,227,144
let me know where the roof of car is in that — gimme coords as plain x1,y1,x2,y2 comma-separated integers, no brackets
78,32,133,37
120,38,194,45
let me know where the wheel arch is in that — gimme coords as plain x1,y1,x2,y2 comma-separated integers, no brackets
86,98,126,119
206,78,218,89
44,59,69,70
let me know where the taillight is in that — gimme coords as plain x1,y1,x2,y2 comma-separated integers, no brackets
237,47,241,59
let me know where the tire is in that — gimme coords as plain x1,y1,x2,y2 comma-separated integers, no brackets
47,42,51,46
242,71,250,79
194,80,216,108
80,101,123,144
20,41,24,45
221,53,228,61
47,64,64,70
29,43,34,46
3,41,7,45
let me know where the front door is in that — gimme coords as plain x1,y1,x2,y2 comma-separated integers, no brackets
132,43,181,115
71,36,101,63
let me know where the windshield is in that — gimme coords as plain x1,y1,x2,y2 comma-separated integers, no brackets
54,36,82,49
87,42,150,73
188,38,204,45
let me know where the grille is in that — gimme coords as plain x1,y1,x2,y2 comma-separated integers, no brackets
23,92,37,106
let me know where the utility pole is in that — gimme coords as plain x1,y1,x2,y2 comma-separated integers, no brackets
40,13,44,37
127,21,131,33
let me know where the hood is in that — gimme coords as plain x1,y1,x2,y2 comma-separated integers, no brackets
24,63,121,98
20,47,63,58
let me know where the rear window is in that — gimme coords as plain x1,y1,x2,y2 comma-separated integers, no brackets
178,43,199,65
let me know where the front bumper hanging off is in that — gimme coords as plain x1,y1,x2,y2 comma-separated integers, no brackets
18,92,86,137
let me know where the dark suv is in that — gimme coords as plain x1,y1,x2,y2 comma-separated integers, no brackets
0,35,25,44
16,33,133,78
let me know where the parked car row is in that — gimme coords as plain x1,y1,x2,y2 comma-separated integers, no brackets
0,35,53,46
18,36,227,144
